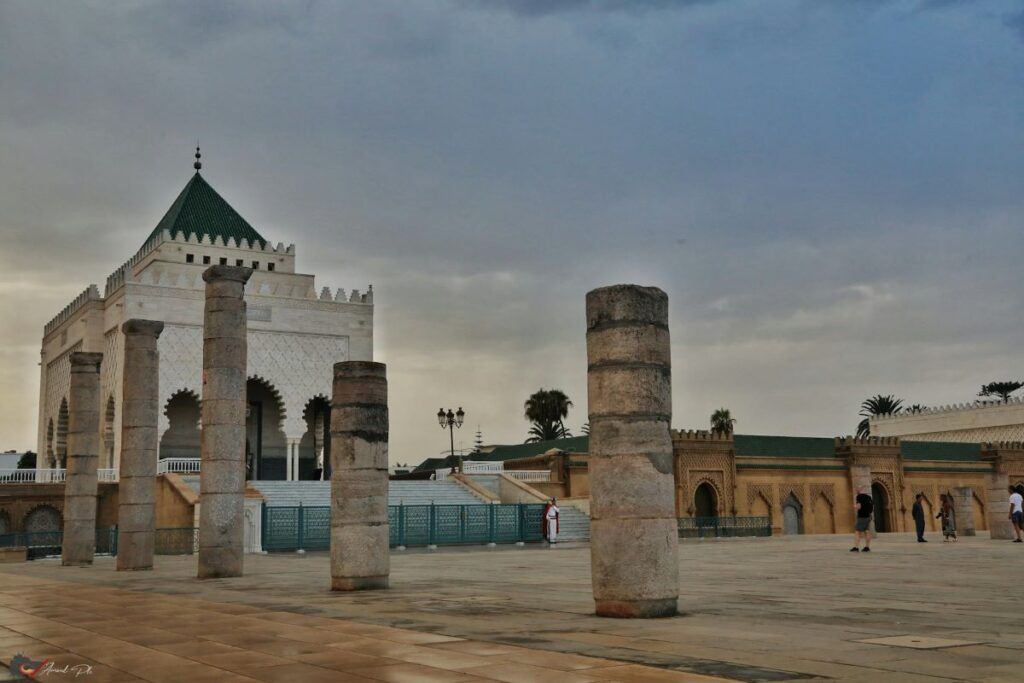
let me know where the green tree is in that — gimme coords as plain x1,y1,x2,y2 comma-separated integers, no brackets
710,408,736,434
524,389,573,443
17,451,36,469
856,395,903,439
978,381,1023,403
473,427,484,455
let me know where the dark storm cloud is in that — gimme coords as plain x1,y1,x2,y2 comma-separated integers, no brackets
0,0,1022,454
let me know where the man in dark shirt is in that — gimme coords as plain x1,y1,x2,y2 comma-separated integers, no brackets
912,493,927,542
851,487,873,552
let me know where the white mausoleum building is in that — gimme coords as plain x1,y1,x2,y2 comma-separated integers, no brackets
37,156,373,480
870,399,1024,443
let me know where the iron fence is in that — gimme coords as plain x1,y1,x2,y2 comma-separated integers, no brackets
263,503,547,552
0,527,199,559
678,516,772,539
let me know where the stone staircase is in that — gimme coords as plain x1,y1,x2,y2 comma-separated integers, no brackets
246,480,482,507
555,505,590,542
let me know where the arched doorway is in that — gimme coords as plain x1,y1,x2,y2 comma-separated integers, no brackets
300,397,330,480
55,398,69,468
24,505,61,532
246,378,287,480
782,493,803,535
160,390,201,460
694,482,718,518
46,419,55,468
811,492,835,534
871,483,889,533
102,395,116,468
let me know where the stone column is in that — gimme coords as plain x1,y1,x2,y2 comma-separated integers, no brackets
985,473,1014,540
116,319,164,571
198,265,252,579
950,486,977,537
586,285,678,618
330,361,389,591
62,351,103,567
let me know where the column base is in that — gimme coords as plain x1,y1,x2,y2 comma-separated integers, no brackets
61,560,93,568
332,576,389,591
595,598,678,619
989,522,1016,540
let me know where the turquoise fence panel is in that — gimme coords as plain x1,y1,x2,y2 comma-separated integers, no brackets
262,503,550,551
155,528,197,555
0,529,119,559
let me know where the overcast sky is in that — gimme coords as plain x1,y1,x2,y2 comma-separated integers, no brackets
1,0,1022,461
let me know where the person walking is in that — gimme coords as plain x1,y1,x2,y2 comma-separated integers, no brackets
1009,484,1023,543
851,487,873,552
937,493,957,542
912,493,927,543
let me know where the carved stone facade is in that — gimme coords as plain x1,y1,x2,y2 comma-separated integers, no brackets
38,167,374,481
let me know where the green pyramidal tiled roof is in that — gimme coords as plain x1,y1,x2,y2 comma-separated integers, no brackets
145,172,267,248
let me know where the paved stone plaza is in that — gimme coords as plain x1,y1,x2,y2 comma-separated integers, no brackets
1,534,1021,682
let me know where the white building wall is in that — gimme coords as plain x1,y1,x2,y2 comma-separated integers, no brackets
870,399,1024,443
38,230,374,473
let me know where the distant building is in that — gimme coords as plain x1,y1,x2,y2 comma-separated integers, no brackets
37,156,374,480
870,399,1024,442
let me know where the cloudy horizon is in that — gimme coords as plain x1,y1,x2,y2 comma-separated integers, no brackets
2,0,1023,460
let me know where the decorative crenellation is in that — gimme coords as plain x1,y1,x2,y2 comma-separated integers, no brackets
672,429,733,442
982,441,1024,450
871,397,1024,422
834,436,900,447
104,229,297,297
44,285,102,336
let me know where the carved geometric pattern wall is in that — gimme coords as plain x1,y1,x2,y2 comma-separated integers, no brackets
809,483,835,506
746,483,774,511
777,483,805,507
40,342,81,457
157,324,349,438
676,448,736,515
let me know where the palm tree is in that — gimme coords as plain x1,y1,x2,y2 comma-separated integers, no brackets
978,381,1023,403
524,389,573,443
581,422,590,435
856,394,904,438
710,408,735,434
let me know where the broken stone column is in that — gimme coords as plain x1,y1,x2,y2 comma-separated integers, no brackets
586,285,678,618
985,473,1014,540
116,319,164,571
330,361,389,591
198,265,252,579
62,351,104,566
951,486,977,537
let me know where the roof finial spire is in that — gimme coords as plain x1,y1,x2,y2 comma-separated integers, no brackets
193,144,202,172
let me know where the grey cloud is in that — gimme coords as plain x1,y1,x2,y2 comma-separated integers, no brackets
467,0,717,17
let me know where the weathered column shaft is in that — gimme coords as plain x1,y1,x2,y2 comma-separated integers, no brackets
62,352,104,566
198,265,252,579
116,319,164,571
985,473,1014,540
330,361,389,591
951,486,977,537
586,285,678,618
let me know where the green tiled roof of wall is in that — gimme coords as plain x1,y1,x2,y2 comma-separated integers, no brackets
144,172,267,248
900,441,982,462
734,434,836,458
480,436,590,462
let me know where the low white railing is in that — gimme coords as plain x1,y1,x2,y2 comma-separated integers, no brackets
505,470,551,482
0,468,65,484
0,468,121,484
157,458,201,475
434,462,550,482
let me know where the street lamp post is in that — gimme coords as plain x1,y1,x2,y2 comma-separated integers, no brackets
437,407,465,474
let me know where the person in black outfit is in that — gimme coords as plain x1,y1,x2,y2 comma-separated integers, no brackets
912,493,927,542
851,487,873,552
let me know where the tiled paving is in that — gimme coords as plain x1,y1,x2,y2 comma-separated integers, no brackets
1,533,1022,682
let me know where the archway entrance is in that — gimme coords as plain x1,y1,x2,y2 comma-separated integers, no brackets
103,396,116,468
300,397,330,480
871,483,889,533
246,378,287,480
160,390,201,460
694,482,718,518
782,493,803,535
55,398,69,468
